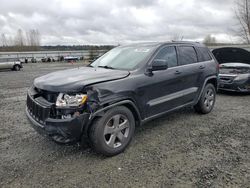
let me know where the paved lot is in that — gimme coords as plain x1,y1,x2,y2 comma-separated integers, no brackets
0,62,250,188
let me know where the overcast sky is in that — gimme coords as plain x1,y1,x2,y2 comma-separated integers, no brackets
0,0,239,45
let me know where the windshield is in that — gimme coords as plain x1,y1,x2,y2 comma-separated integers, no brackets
220,67,250,74
91,46,155,70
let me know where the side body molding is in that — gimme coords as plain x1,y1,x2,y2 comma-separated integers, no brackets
147,87,198,107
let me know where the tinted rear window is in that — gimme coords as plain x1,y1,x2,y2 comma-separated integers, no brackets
178,46,197,65
197,47,212,62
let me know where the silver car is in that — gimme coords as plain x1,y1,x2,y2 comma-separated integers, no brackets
0,58,23,71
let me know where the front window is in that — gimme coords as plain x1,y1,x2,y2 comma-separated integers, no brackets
153,46,178,68
91,45,155,70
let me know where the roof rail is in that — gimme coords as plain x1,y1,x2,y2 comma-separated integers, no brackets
171,40,200,43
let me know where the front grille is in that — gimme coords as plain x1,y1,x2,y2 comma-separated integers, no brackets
35,87,58,103
27,94,51,124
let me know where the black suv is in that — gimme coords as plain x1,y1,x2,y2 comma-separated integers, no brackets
26,42,218,156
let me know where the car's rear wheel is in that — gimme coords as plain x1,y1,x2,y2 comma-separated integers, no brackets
194,83,216,114
13,65,20,71
89,106,135,156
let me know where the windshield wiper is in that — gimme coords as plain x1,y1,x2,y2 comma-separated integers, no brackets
97,65,115,69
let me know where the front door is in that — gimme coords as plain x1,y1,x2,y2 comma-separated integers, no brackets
143,46,185,117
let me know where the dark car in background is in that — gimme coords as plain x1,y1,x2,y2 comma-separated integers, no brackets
41,57,56,62
212,47,250,92
26,42,218,156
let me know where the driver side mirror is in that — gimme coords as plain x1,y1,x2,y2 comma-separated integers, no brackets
151,59,168,71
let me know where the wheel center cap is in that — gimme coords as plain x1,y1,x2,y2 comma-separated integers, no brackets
114,127,119,132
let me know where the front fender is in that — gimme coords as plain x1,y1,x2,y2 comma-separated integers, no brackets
90,99,141,123
81,99,142,142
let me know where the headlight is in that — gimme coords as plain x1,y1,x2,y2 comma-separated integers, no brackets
56,93,87,107
234,74,249,81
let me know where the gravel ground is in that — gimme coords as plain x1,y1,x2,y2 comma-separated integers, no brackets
0,62,250,188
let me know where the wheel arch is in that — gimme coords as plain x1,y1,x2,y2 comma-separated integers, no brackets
91,99,142,125
206,77,218,90
196,76,218,103
81,99,142,142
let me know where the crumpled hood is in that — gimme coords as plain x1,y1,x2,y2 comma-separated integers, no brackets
34,67,130,92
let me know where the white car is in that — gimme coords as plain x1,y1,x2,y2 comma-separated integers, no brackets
64,56,80,61
0,58,23,71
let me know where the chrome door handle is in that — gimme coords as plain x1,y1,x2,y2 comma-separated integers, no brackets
199,65,205,69
175,70,182,75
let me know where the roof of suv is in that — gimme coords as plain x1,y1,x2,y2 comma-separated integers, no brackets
122,41,206,48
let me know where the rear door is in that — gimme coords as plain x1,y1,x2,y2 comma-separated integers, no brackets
175,45,203,104
196,46,218,90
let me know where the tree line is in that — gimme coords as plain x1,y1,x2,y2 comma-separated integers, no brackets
1,29,40,51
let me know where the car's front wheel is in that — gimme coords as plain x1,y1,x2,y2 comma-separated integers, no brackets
194,83,216,114
89,106,135,156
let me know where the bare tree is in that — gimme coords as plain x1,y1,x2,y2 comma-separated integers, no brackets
26,31,31,46
1,33,8,46
26,29,40,47
235,0,250,43
203,34,217,45
0,29,41,51
34,29,41,46
15,29,25,47
171,34,184,41
8,35,14,46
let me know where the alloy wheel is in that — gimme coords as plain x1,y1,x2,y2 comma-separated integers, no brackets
204,88,215,110
103,114,130,148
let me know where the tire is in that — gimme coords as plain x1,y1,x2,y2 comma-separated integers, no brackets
194,83,216,114
89,106,135,156
13,65,20,71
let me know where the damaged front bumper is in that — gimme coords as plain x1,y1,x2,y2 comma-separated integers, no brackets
219,81,250,93
26,92,91,144
219,75,250,93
